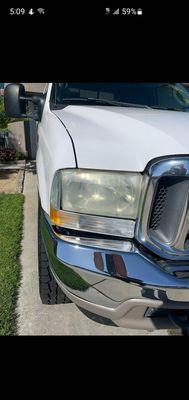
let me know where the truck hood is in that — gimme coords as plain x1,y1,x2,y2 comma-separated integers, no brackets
53,106,189,172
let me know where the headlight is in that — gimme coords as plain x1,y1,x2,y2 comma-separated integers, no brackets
50,169,142,237
51,169,142,218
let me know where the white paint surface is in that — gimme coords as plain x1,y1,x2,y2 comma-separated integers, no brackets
37,87,189,214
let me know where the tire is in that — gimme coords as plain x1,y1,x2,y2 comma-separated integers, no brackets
38,201,71,305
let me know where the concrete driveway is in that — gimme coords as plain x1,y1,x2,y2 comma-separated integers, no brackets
16,167,176,335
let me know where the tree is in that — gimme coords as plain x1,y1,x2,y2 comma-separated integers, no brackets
0,96,11,129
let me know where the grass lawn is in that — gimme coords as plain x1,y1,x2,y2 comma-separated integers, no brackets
0,194,24,335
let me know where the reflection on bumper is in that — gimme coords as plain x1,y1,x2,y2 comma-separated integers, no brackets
41,211,189,329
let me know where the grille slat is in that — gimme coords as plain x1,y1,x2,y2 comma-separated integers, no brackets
149,185,168,230
148,175,189,248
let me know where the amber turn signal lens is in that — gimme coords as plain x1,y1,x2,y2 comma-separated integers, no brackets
50,207,70,226
50,206,135,238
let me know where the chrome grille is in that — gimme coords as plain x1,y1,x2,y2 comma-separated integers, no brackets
137,157,189,261
149,184,168,230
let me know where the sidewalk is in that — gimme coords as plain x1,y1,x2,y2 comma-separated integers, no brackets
0,160,26,170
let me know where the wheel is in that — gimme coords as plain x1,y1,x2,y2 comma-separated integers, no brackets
38,200,71,305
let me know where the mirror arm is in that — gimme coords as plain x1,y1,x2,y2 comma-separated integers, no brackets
19,95,41,120
20,96,34,101
19,94,45,121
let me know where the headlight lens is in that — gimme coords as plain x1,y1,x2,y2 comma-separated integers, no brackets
51,169,142,219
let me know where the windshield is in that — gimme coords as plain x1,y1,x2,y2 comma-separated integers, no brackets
51,83,189,111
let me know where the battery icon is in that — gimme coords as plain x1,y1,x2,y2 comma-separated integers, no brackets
137,8,142,15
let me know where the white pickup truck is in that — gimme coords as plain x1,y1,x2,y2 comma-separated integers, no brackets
4,82,189,330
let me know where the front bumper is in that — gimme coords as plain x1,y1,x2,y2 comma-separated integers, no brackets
41,212,189,330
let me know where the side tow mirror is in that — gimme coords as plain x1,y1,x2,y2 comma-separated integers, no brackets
4,83,27,118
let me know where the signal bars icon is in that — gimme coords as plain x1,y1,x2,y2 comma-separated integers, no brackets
105,8,120,15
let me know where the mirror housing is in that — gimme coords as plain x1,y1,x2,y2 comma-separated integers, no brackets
4,83,46,121
4,83,27,118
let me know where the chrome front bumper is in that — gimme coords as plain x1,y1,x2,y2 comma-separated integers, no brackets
41,212,189,330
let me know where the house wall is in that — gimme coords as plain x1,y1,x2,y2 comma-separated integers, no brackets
8,121,27,155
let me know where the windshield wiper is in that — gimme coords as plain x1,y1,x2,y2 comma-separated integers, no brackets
150,106,187,112
53,97,151,109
